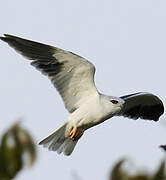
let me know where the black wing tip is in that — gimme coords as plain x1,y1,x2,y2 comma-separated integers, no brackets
0,36,5,41
1,34,23,39
122,103,164,122
142,103,164,121
121,92,164,121
0,35,7,41
2,34,19,38
150,117,159,122
4,34,12,36
0,34,29,44
38,141,43,145
0,34,16,43
155,103,164,121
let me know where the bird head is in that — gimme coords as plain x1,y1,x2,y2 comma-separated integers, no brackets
100,94,125,116
108,96,125,114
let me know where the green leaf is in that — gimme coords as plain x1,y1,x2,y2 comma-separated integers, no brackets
0,122,36,180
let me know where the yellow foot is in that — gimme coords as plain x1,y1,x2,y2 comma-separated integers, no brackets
69,127,84,141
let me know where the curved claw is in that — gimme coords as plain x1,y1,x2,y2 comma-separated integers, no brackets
69,127,84,141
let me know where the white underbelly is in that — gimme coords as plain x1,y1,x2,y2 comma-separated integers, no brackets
68,103,113,130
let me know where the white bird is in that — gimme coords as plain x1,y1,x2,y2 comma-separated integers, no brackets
0,34,164,156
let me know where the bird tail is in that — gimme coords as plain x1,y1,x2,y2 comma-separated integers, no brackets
39,123,78,156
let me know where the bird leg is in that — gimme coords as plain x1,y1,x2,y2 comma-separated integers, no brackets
69,127,84,141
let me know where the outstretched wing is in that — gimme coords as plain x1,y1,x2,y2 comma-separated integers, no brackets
0,34,98,113
117,92,164,121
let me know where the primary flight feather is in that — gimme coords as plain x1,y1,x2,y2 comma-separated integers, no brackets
0,34,164,155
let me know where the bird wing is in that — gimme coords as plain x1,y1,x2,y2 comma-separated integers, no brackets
117,92,164,121
0,34,98,113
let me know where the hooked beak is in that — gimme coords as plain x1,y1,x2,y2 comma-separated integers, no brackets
118,103,123,108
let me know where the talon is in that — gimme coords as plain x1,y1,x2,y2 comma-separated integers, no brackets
69,127,77,139
69,127,84,141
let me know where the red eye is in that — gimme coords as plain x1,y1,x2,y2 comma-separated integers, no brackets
111,100,119,104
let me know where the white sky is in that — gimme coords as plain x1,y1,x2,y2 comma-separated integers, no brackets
1,0,166,179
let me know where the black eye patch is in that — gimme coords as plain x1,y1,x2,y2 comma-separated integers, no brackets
110,100,119,104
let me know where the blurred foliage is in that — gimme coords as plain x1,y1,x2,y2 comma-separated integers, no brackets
0,122,36,180
110,159,166,180
0,123,165,180
160,145,166,152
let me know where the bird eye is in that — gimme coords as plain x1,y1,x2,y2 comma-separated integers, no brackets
110,100,119,104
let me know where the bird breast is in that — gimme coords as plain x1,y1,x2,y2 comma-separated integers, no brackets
67,95,113,130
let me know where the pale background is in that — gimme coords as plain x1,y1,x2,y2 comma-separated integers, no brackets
0,0,166,180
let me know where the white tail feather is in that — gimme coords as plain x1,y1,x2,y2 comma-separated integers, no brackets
39,123,78,156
